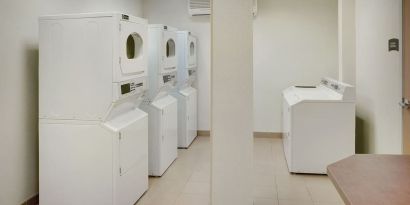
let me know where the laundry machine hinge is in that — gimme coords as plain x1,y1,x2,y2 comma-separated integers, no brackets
119,23,121,31
119,167,122,175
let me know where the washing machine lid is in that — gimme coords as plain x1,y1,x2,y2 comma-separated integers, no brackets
104,108,148,132
292,86,342,101
179,87,196,97
151,95,177,110
284,77,355,106
284,86,342,106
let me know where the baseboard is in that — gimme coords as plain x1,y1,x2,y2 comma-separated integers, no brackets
197,130,211,136
254,132,283,139
21,194,38,205
197,130,282,139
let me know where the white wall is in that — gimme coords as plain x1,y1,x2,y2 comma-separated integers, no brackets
253,0,339,132
355,0,403,154
0,1,143,204
338,0,356,85
142,0,211,131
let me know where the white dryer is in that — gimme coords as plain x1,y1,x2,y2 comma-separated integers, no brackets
172,31,198,148
141,25,178,176
282,78,355,174
39,13,149,205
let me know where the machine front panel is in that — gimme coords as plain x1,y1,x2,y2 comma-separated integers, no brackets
39,17,113,121
188,89,198,142
120,20,147,77
157,73,177,92
115,77,147,101
162,30,178,73
118,112,148,176
161,99,178,172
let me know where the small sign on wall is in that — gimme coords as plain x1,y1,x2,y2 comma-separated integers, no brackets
389,38,399,51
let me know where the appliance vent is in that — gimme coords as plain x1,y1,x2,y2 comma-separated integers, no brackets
188,0,257,17
188,0,211,16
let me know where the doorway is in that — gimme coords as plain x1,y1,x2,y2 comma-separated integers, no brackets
356,0,403,154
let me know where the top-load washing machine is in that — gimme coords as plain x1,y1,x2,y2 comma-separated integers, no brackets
141,24,178,176
282,77,355,174
172,31,198,148
39,13,149,205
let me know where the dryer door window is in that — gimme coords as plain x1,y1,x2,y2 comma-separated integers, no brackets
189,42,195,57
126,33,143,59
162,31,177,72
166,39,176,58
120,21,147,75
188,37,197,68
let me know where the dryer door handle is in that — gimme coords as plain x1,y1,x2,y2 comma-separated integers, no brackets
400,98,410,109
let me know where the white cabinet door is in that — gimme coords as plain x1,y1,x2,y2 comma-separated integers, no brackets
118,115,148,176
282,99,292,171
159,99,178,174
188,89,198,141
117,111,148,205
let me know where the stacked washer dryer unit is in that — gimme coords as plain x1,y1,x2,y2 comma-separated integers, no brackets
173,31,198,148
141,25,178,176
282,77,355,174
39,13,149,205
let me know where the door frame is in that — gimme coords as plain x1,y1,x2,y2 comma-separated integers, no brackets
403,0,410,154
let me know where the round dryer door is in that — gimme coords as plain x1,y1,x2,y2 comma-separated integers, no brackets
162,31,177,72
187,36,197,68
120,21,147,75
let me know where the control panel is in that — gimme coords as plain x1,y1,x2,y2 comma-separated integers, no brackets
121,82,144,95
163,74,176,84
188,70,196,77
320,77,355,101
115,77,147,100
321,78,344,93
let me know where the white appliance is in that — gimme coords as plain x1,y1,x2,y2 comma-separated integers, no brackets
172,31,198,148
282,77,355,174
140,24,178,176
39,13,149,205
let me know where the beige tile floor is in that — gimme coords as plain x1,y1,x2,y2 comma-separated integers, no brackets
135,137,344,205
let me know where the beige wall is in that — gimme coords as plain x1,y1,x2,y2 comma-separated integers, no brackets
211,0,254,204
253,0,339,132
0,1,143,204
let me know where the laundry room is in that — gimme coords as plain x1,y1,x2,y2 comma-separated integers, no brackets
1,0,409,205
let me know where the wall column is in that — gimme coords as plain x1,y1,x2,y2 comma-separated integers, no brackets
210,0,254,204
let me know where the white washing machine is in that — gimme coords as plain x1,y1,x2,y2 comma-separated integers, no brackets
172,31,198,148
141,24,178,176
282,77,355,174
39,13,149,205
